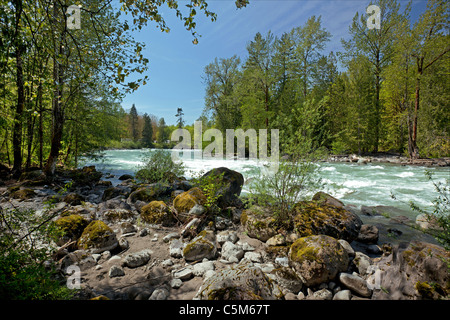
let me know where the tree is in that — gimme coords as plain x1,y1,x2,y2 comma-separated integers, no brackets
341,0,403,152
407,0,449,159
291,15,331,100
203,55,242,131
157,117,168,144
142,113,153,148
175,107,184,128
129,104,139,142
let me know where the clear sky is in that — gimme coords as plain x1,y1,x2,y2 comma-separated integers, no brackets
120,0,427,126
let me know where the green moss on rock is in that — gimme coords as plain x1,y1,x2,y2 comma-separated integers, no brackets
173,187,206,214
55,214,88,241
77,220,118,253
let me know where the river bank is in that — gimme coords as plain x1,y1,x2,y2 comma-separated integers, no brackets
0,165,448,300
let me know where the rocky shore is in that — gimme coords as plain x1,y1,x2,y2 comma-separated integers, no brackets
327,153,450,167
0,166,448,300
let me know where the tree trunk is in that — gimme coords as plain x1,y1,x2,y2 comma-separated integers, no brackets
11,0,24,178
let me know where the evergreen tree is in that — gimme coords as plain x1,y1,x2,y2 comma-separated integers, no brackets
142,113,153,148
129,104,139,142
175,107,184,128
157,117,168,143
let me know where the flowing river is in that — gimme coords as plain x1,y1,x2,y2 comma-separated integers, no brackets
83,149,449,220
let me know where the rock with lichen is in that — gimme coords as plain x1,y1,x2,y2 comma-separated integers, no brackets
292,201,362,242
77,220,118,254
288,235,349,287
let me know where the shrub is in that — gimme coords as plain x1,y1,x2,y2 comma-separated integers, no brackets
135,149,185,183
247,153,323,227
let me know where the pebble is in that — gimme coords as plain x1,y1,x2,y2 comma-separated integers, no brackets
170,278,183,289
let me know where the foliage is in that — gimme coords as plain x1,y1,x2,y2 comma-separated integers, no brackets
0,182,76,299
135,149,185,183
191,170,226,212
247,152,323,227
409,171,449,250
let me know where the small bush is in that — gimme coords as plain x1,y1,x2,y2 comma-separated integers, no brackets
135,149,185,183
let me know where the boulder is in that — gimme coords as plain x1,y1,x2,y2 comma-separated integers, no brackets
54,214,89,245
312,191,344,208
63,193,85,206
103,209,134,223
11,188,36,200
339,273,372,298
118,174,134,180
183,230,217,262
122,249,152,268
200,167,244,208
221,241,244,263
70,166,102,187
127,183,172,204
357,224,379,244
140,201,174,226
292,201,362,242
173,187,206,218
102,186,131,201
195,263,284,300
288,235,350,287
371,241,450,300
240,206,277,242
271,266,303,293
77,220,118,254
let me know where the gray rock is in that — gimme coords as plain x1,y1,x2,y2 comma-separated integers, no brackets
118,237,129,250
310,288,333,300
139,228,149,237
221,241,244,263
189,204,206,216
169,239,185,258
217,230,239,245
357,224,379,244
163,232,180,243
195,262,283,300
338,239,355,258
162,259,174,268
339,273,372,298
173,267,193,281
170,278,183,289
122,249,152,268
333,289,352,300
244,251,263,263
149,288,169,300
183,230,217,262
353,252,371,275
192,260,215,277
109,265,125,278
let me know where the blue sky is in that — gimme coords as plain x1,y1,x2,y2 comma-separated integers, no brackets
120,0,427,125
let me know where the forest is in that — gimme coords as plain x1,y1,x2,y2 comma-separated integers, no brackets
0,0,449,179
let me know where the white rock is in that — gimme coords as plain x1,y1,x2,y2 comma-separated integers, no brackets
333,289,352,300
244,251,263,263
221,241,244,263
173,267,193,280
192,261,215,277
122,249,152,268
170,278,183,289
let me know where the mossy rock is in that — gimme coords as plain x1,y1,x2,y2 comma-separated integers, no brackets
127,183,172,203
288,235,349,287
54,214,88,245
11,188,36,200
63,193,85,206
173,187,206,215
312,191,344,208
183,230,217,262
141,200,175,226
103,209,134,223
292,201,362,242
195,263,284,300
199,167,244,208
70,166,103,186
240,206,277,242
77,220,118,254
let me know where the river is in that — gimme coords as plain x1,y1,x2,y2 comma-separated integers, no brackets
82,149,449,219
